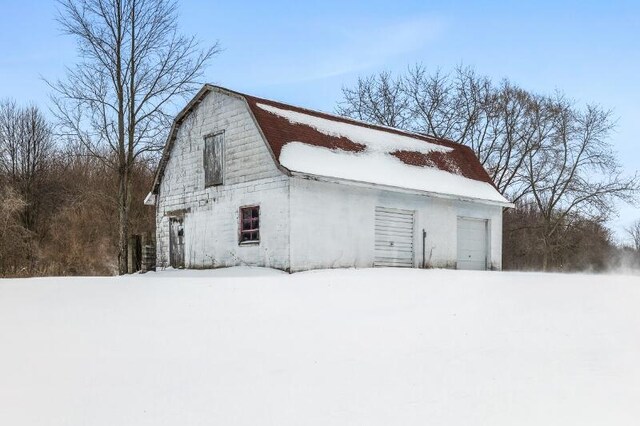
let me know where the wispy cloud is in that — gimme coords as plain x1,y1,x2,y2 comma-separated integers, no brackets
308,15,447,80
255,15,447,85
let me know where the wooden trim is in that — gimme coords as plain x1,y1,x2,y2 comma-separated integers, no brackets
165,208,191,218
238,204,260,245
202,129,225,140
203,130,225,188
289,172,514,208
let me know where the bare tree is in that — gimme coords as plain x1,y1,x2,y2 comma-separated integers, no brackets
338,65,545,201
0,185,30,274
0,100,54,232
49,0,219,274
478,83,553,202
525,99,638,270
338,65,639,271
404,65,490,143
337,71,411,128
626,219,640,252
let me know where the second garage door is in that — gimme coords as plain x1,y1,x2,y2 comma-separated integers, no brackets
374,206,415,267
457,217,488,270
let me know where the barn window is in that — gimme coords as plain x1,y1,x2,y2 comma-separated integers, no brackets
239,206,260,244
204,131,224,187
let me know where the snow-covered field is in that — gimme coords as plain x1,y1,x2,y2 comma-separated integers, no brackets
1,268,639,425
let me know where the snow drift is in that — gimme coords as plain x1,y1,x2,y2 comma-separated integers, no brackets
1,268,638,425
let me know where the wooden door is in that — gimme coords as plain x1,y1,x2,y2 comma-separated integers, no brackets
169,218,185,268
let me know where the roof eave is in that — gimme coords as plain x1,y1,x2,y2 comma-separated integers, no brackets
289,171,515,208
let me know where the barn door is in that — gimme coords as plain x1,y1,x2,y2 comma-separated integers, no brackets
169,218,185,268
374,206,415,267
457,217,488,270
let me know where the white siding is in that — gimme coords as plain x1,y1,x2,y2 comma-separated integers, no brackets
155,90,290,270
289,177,503,272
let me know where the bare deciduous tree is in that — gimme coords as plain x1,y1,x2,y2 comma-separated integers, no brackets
337,71,411,128
0,100,54,232
525,100,638,270
404,65,491,143
625,219,640,252
338,65,639,271
338,66,545,201
49,0,219,274
0,185,31,274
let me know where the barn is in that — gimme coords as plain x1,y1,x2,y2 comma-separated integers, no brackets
146,85,512,272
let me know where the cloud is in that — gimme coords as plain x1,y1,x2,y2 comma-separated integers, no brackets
254,15,447,85
310,15,447,80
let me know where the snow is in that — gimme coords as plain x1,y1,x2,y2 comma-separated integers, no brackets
1,268,639,425
257,103,451,155
257,103,510,205
146,266,286,278
280,142,511,204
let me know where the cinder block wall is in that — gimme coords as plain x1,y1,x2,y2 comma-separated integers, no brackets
156,90,291,270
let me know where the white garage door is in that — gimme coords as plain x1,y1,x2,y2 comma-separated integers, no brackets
374,207,415,267
457,217,488,270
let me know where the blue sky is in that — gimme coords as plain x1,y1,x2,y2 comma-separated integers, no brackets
1,0,638,240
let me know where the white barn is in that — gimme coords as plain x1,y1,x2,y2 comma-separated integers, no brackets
147,85,512,272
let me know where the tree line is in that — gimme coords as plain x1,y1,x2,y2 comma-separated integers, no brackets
49,0,218,274
0,0,216,277
1,0,638,275
0,100,155,275
3,62,639,275
337,66,640,271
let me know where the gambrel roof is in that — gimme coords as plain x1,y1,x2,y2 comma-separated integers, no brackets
151,85,511,206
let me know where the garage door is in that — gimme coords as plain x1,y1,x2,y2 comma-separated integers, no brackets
374,207,415,267
457,217,488,270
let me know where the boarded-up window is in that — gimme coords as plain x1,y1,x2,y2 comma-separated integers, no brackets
239,206,260,244
204,132,224,186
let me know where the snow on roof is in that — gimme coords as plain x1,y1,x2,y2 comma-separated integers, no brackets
152,85,511,205
253,101,509,205
279,142,509,204
256,103,452,156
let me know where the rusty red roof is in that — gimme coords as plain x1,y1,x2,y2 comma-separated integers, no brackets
152,85,508,205
240,92,496,185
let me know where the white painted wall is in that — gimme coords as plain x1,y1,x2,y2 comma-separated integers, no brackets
289,177,503,272
155,90,290,270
